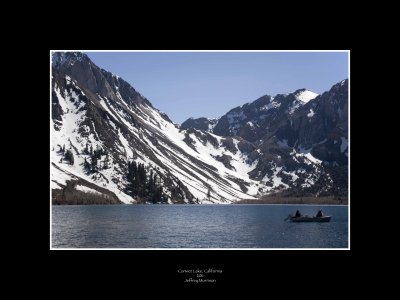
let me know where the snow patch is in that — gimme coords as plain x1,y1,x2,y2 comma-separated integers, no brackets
283,170,299,182
292,147,322,165
260,100,281,111
296,90,318,103
75,185,102,195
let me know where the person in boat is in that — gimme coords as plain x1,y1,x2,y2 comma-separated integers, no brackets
295,210,301,217
316,209,323,217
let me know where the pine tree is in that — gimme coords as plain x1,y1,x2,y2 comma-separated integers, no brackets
207,189,211,201
95,146,102,158
103,152,109,169
64,149,74,165
126,161,140,197
70,151,74,165
147,170,154,193
84,158,90,171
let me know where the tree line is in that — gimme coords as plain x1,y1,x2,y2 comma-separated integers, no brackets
59,144,74,165
125,161,168,203
56,142,194,203
83,143,110,173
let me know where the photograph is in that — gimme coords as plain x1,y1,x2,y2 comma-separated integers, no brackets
50,50,349,250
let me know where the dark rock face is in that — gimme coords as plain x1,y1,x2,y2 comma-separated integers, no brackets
275,80,348,159
180,117,218,131
213,154,235,170
53,52,153,109
212,91,317,142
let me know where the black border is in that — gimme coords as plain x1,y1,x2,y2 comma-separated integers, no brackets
38,44,359,290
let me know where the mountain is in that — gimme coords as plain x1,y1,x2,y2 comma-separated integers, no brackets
247,80,348,197
51,52,348,204
51,52,265,204
181,81,348,198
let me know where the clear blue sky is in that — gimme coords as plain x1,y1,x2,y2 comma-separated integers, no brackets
86,51,348,124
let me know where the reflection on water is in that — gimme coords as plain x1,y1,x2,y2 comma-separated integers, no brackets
52,205,348,248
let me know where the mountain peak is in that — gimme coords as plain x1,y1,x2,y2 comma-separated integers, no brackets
52,51,90,68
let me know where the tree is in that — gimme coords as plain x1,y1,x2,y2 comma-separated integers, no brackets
147,170,154,191
70,151,74,165
126,161,139,197
103,160,109,169
207,189,211,201
91,156,97,172
84,158,90,171
64,149,74,165
93,146,104,158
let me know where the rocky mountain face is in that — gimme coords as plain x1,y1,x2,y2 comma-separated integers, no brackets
51,52,348,204
51,52,266,204
180,117,218,131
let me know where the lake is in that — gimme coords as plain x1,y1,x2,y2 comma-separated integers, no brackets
51,204,348,248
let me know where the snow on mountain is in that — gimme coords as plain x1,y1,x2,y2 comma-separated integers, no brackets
295,89,319,103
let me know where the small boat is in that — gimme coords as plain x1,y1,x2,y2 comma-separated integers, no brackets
286,214,331,222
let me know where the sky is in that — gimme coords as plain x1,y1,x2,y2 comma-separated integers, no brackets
87,51,348,124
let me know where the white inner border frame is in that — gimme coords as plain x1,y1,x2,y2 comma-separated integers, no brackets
50,50,350,250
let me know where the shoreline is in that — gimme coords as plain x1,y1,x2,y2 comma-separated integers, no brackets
236,197,348,205
52,201,348,206
51,195,348,206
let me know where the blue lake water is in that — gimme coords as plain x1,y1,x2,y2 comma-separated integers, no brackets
52,205,348,248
